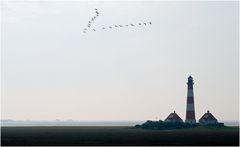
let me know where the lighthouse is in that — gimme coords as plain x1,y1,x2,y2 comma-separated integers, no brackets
185,75,196,124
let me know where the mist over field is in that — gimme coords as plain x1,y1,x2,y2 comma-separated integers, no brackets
1,120,239,127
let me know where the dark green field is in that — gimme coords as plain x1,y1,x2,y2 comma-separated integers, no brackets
1,126,239,146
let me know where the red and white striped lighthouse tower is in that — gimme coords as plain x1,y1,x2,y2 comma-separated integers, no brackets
185,75,196,124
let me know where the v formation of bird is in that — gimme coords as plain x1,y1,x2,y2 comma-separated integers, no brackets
83,8,152,33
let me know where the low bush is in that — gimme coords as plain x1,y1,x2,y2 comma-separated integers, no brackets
135,120,199,130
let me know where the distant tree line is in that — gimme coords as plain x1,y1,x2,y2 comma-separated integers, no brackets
135,120,224,130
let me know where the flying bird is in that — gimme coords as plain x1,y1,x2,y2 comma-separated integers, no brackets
109,26,112,28
130,24,134,26
149,22,152,25
102,27,105,29
138,23,141,25
119,25,123,27
125,25,129,27
115,25,118,27
92,29,96,31
144,23,147,25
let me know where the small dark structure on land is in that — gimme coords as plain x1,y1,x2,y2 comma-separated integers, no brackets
199,110,218,125
164,111,183,123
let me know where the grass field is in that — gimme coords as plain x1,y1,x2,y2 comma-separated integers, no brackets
1,126,239,146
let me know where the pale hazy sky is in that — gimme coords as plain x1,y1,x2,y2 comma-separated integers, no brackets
1,0,239,121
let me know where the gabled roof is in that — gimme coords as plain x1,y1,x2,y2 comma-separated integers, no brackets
199,110,218,122
164,111,183,122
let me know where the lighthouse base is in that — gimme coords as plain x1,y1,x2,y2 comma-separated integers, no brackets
185,120,196,124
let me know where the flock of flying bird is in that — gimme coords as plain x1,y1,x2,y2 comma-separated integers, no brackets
83,8,152,33
83,8,99,33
